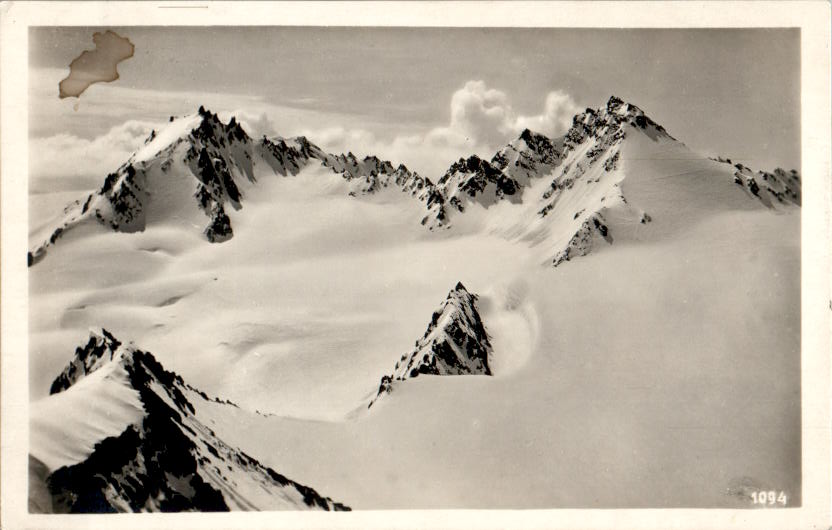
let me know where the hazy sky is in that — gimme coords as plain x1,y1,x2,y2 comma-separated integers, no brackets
29,27,800,188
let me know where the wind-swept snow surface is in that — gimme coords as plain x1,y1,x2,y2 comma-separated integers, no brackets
29,97,800,509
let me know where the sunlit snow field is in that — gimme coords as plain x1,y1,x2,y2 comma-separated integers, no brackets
29,140,800,508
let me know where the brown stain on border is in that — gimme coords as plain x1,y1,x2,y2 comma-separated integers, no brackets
59,30,135,99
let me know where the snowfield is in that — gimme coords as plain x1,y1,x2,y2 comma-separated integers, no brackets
28,98,801,510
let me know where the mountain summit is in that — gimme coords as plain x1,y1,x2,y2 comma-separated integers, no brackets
368,282,492,409
421,94,801,266
28,106,437,265
30,329,350,513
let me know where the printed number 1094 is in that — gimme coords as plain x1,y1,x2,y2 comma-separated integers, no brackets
751,491,787,506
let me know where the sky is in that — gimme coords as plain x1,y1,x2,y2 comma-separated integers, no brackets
29,27,800,191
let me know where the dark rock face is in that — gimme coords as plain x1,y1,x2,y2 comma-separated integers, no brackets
204,204,233,243
97,164,148,232
551,214,614,267
259,137,308,176
420,127,569,228
729,163,802,208
439,156,521,206
50,328,122,395
369,282,492,408
39,330,350,513
48,404,229,513
515,128,563,167
258,134,439,216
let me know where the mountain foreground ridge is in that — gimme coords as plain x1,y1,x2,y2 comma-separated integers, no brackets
29,328,351,513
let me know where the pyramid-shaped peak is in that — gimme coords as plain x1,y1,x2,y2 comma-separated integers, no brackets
368,282,492,409
519,128,535,141
517,128,550,143
443,281,479,316
603,95,648,118
197,105,215,118
606,95,626,111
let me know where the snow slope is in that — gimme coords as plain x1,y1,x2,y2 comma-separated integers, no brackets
196,208,800,509
29,329,350,513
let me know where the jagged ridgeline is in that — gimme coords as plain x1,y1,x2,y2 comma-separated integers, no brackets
368,282,492,409
29,97,800,269
30,329,350,513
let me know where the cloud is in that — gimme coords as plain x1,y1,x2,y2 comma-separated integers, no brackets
29,77,581,192
30,67,352,141
435,81,580,146
30,119,159,193
300,81,581,177
442,80,516,147
308,126,379,152
515,90,582,139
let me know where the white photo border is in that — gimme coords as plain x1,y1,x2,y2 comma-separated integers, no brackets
1,2,829,529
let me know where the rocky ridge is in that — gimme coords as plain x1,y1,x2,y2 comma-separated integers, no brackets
36,328,350,513
29,97,801,268
368,282,492,409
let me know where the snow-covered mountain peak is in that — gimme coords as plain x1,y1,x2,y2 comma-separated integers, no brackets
491,128,566,184
127,106,251,166
604,95,647,120
514,128,562,159
30,97,800,271
565,95,675,150
32,330,351,513
368,282,492,409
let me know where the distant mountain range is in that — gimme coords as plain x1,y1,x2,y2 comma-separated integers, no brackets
28,97,800,268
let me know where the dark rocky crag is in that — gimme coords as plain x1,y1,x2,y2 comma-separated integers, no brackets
368,282,492,409
39,329,350,513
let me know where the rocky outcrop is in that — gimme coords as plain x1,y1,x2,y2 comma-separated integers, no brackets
36,329,350,513
369,282,492,409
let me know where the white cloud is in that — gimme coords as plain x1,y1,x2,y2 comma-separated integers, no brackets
444,80,516,147
30,120,160,193
515,90,582,139
29,75,581,190
418,81,580,154
299,81,581,177
29,67,357,141
309,126,379,152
